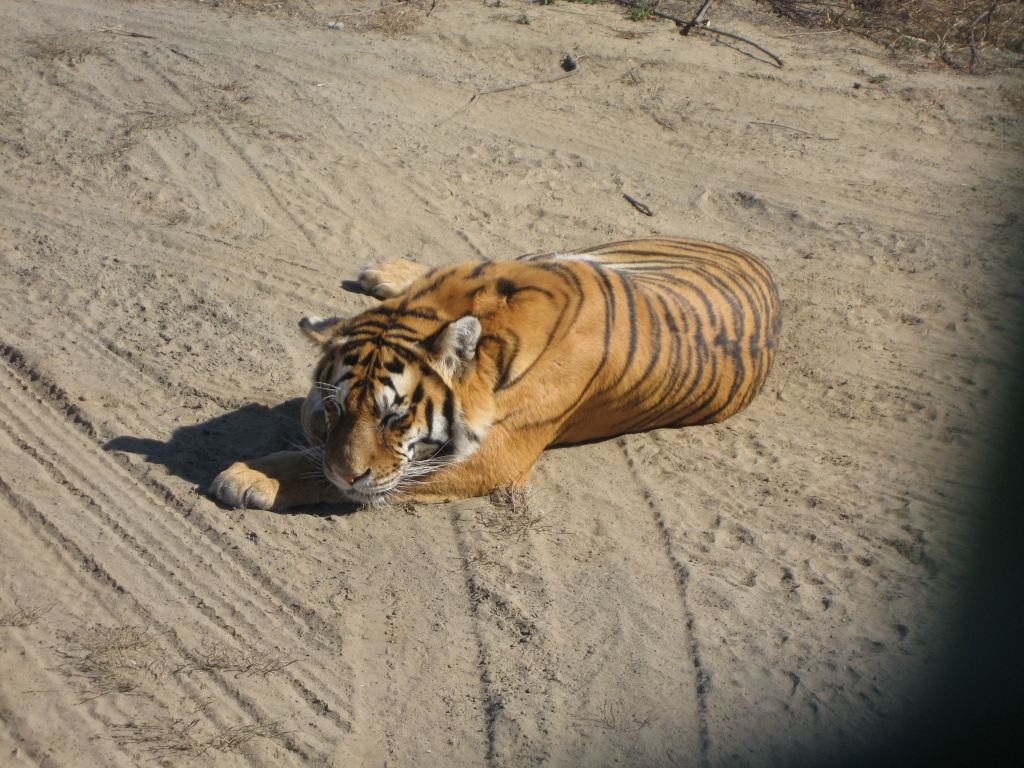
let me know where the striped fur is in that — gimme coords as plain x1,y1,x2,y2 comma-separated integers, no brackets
209,237,780,510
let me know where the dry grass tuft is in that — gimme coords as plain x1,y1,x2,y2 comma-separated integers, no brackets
181,638,298,678
25,33,102,66
194,0,317,18
57,623,296,699
353,2,424,36
485,485,549,540
58,625,171,701
108,699,288,757
760,0,1024,70
0,601,54,628
575,700,654,734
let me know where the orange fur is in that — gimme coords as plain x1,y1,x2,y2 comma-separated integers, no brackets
210,237,781,510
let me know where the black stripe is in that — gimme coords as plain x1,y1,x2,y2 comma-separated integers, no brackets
442,389,455,432
489,331,521,392
629,289,698,432
401,307,440,320
604,267,638,391
631,292,687,431
508,262,613,434
629,271,718,327
346,318,424,337
534,261,586,332
608,292,663,427
425,399,435,438
470,261,494,278
410,266,458,301
378,339,425,361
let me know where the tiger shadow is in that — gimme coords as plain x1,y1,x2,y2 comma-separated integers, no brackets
104,398,358,516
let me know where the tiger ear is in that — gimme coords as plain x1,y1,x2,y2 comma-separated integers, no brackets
431,316,482,380
299,315,346,345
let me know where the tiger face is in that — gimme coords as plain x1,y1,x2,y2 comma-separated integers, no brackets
298,312,484,503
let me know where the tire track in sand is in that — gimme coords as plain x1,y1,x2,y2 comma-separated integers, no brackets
0,471,308,767
447,498,563,767
617,437,712,767
3,337,494,765
3,338,496,764
0,344,354,760
134,55,321,251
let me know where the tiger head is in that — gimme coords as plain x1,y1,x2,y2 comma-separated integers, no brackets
297,308,487,503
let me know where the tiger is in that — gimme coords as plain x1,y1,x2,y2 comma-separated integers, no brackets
209,237,781,510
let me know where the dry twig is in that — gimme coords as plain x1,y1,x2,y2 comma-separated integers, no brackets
0,601,55,628
609,0,784,67
683,0,715,34
94,26,156,39
749,120,838,139
169,46,201,65
623,192,654,216
439,55,582,124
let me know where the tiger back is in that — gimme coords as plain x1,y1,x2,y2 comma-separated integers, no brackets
519,237,782,445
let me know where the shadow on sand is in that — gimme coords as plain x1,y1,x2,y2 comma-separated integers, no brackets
105,398,357,516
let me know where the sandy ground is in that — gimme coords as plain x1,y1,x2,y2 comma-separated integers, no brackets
0,0,1022,765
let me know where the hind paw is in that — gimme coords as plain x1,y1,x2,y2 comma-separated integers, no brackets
357,259,429,299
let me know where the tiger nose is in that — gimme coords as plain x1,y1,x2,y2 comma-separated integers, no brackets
341,468,372,486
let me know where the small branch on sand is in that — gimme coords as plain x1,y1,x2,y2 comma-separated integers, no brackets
623,192,654,216
749,121,838,140
703,25,785,67
472,55,579,101
169,47,201,65
327,1,436,21
750,120,815,135
967,5,996,73
609,0,783,67
329,2,409,18
682,0,714,35
438,55,582,125
94,27,156,39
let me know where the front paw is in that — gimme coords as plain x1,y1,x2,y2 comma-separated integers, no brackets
209,462,282,510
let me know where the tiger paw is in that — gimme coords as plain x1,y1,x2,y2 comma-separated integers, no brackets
209,462,283,510
357,260,429,299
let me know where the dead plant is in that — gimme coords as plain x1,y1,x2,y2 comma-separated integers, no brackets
24,33,101,66
180,638,298,678
485,485,549,540
354,2,423,36
760,0,1024,70
107,699,288,757
58,625,171,701
0,601,54,628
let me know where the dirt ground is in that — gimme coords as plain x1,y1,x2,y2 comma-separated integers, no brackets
1,0,1022,766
